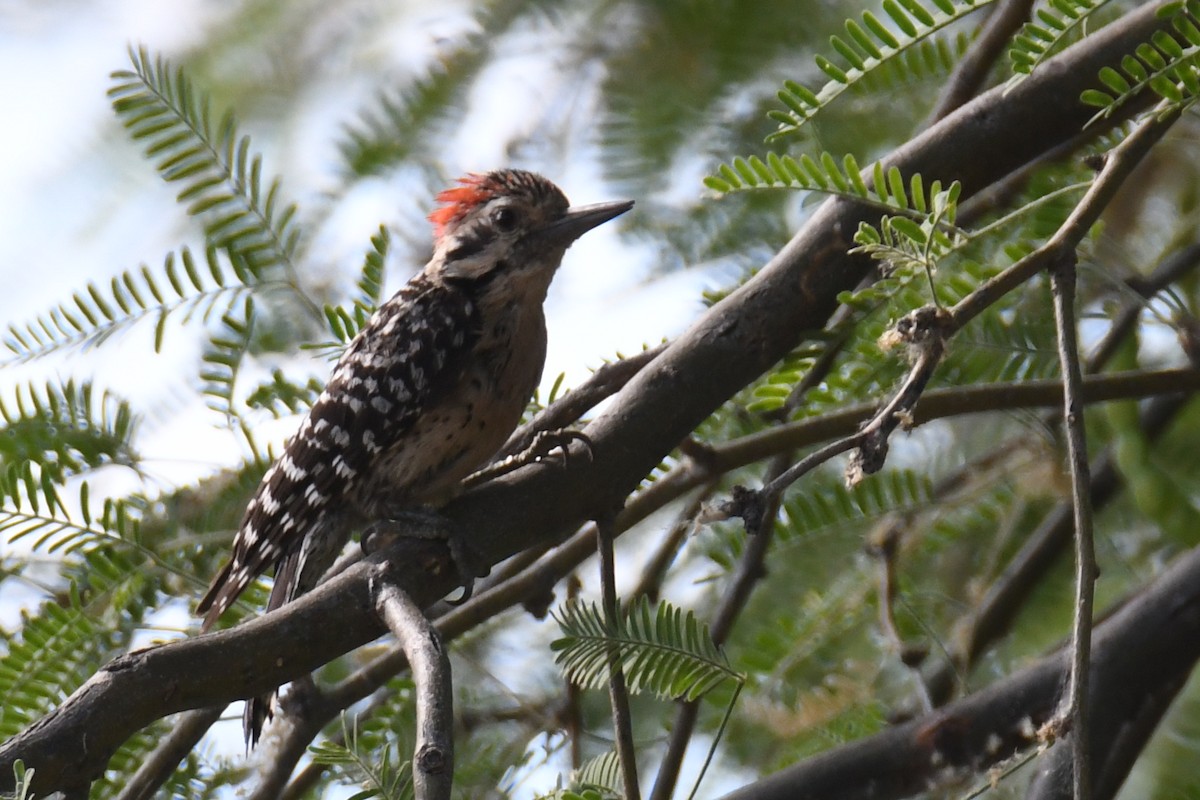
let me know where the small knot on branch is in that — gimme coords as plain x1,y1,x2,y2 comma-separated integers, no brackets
845,434,889,487
416,743,450,775
879,304,953,354
701,484,768,534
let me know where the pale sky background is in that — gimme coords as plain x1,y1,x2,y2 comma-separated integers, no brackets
0,1,745,794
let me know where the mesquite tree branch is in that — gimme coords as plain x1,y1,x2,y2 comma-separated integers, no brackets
596,513,641,800
1049,250,1097,799
372,576,454,800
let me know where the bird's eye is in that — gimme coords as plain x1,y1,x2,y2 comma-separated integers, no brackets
492,206,518,232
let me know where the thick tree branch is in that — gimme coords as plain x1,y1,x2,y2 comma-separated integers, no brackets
927,0,1036,123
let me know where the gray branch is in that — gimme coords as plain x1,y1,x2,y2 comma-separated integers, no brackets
372,576,453,800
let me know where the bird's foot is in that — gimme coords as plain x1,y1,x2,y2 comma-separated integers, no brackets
464,428,593,489
362,508,484,604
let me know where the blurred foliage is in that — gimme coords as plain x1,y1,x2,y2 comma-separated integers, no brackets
3,1,1200,799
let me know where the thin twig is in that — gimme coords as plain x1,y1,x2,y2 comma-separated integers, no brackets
1049,251,1096,799
372,576,454,800
721,318,948,531
948,111,1180,332
926,0,1037,123
648,489,780,800
649,431,798,799
565,575,584,770
870,525,934,714
497,344,666,461
596,513,640,800
113,705,228,800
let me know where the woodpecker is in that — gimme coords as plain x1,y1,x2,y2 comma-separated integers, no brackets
197,169,632,744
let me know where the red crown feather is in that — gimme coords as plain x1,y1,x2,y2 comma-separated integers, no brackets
428,174,494,238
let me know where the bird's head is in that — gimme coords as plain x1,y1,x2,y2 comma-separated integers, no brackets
427,169,632,287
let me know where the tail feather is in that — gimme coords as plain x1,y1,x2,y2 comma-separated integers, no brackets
240,549,300,746
244,694,274,749
196,560,235,633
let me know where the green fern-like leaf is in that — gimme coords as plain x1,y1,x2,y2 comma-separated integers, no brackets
317,224,392,351
9,761,33,800
0,380,138,488
1080,1,1200,121
1008,0,1114,81
776,468,935,544
355,224,389,310
551,597,742,702
746,343,830,414
574,752,621,792
245,369,324,418
0,549,145,739
537,789,619,800
337,1,538,177
765,0,992,141
339,58,483,180
519,748,621,800
2,245,269,364
706,152,964,227
200,295,255,426
1,480,147,556
856,31,972,92
310,715,414,800
944,306,1061,384
0,461,68,526
108,46,304,278
851,182,963,302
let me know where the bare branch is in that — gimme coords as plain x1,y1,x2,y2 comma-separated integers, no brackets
596,513,641,800
1047,249,1097,798
372,576,453,800
114,706,227,800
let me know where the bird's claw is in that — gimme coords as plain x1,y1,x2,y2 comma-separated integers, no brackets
528,428,594,467
464,428,593,488
362,508,483,602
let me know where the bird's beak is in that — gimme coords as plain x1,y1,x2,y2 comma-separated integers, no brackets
540,199,634,248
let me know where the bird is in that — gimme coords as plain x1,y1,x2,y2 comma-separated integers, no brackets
196,168,632,744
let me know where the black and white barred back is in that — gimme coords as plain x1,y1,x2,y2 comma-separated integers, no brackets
196,276,480,630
